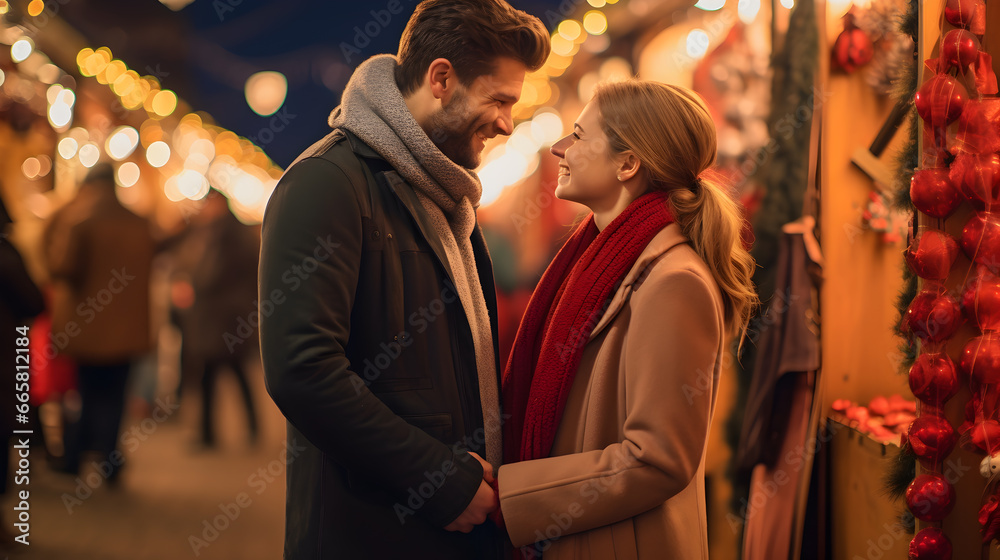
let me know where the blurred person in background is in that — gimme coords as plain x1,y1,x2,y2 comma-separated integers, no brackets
495,81,759,559
258,0,548,557
42,162,155,483
0,196,44,545
186,189,260,449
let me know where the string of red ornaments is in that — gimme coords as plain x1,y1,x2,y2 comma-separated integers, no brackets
904,0,999,558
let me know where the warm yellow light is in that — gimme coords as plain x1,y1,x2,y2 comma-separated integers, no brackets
27,0,43,17
48,102,72,129
76,48,94,69
103,60,127,85
558,20,582,42
107,126,140,160
695,0,726,10
0,1,9,15
605,0,619,3
22,158,41,180
244,71,287,117
11,39,33,63
58,137,79,159
151,90,178,118
78,143,100,168
550,34,574,57
583,11,608,35
113,73,136,97
587,0,606,6
146,141,171,167
117,162,140,188
37,64,60,84
686,29,711,59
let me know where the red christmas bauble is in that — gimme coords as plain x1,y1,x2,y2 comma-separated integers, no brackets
911,168,963,218
907,414,957,466
906,230,959,281
970,420,1000,455
908,353,960,407
961,213,1000,273
908,527,952,560
962,269,1000,330
944,0,983,29
915,74,968,127
941,29,980,73
960,332,1000,384
833,26,874,73
956,153,1000,211
906,473,956,521
903,290,963,344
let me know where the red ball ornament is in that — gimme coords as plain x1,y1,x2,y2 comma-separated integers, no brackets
833,18,874,73
961,213,1000,273
944,0,984,30
960,332,1000,384
905,230,959,281
962,269,1000,330
908,527,952,560
915,74,968,127
908,353,960,407
941,29,980,73
907,414,957,466
906,473,956,521
903,289,963,344
911,168,963,218
956,153,1000,211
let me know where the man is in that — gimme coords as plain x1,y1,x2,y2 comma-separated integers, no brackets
258,1,549,558
44,163,155,482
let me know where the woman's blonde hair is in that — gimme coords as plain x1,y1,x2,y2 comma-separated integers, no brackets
592,79,759,342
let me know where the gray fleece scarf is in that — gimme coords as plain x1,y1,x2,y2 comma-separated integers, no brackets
329,54,501,469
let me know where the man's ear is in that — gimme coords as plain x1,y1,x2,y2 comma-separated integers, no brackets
618,152,642,182
426,58,456,101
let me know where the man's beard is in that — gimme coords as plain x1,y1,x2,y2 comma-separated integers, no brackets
427,89,482,170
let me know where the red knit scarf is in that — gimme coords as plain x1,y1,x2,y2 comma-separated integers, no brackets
501,191,674,463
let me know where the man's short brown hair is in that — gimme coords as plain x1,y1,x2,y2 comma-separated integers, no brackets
395,0,550,96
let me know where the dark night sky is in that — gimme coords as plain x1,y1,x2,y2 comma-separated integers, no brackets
60,0,568,167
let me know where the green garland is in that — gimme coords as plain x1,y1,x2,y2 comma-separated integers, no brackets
884,0,918,504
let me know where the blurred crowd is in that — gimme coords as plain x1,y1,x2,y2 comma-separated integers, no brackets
0,162,261,547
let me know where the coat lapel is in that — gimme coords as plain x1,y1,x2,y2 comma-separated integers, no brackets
587,224,690,342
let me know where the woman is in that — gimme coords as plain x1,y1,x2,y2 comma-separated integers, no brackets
495,80,758,559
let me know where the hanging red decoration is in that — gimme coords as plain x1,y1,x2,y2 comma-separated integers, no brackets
909,527,953,560
980,494,1000,544
970,420,1000,455
962,269,1000,330
915,74,968,128
902,289,964,344
906,473,957,521
952,153,1000,211
911,168,963,218
906,230,960,281
832,13,874,74
944,0,986,35
956,100,1000,155
941,29,980,73
961,213,1000,272
909,353,960,408
960,332,1000,384
908,414,958,467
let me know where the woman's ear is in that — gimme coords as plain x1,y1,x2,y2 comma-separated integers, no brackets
617,152,642,182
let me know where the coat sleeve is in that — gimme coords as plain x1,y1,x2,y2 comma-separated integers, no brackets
496,268,722,547
0,240,45,319
259,156,484,528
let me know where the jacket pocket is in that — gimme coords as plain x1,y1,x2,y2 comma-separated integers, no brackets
400,412,454,444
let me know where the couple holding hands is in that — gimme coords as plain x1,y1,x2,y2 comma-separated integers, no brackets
259,1,757,558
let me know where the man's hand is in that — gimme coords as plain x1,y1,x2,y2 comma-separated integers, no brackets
468,451,494,483
443,452,496,533
444,479,496,533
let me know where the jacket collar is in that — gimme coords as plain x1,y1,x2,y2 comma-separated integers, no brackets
587,222,690,341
